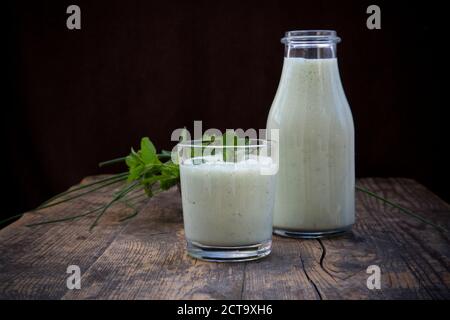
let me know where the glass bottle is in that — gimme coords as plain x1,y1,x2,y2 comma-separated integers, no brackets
266,30,355,238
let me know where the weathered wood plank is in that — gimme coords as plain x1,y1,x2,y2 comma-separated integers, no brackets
0,178,138,299
0,177,448,300
355,178,450,299
285,178,450,300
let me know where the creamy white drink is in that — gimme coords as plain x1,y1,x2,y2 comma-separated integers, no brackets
267,56,355,234
180,156,276,247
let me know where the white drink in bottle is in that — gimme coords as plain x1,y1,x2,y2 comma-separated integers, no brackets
266,30,355,237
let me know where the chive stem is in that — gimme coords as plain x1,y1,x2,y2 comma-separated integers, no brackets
356,185,448,234
38,173,128,208
89,181,139,230
98,157,127,167
36,176,127,211
26,205,105,227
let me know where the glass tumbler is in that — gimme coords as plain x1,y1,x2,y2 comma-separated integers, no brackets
177,138,277,262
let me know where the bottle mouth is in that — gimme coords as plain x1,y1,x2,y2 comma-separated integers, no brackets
281,30,341,45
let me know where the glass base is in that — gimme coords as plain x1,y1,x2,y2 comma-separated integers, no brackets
273,225,352,239
186,239,272,262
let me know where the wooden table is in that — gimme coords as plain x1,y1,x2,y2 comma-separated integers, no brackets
0,177,449,300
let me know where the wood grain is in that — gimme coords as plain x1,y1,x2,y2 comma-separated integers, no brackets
0,177,449,299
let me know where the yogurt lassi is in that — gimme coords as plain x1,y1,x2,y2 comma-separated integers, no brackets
266,31,355,237
178,142,277,261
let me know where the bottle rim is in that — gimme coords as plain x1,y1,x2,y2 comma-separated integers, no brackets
281,30,341,45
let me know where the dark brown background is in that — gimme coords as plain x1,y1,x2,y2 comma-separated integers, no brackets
3,0,448,223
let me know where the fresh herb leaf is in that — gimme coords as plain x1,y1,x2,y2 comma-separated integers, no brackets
140,137,160,165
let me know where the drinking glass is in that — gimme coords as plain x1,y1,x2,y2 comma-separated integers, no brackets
177,138,277,262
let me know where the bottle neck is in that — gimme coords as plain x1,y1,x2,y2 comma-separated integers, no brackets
281,30,340,59
284,43,337,59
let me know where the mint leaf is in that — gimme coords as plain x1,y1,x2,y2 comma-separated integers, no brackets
125,154,139,168
128,164,144,182
159,176,179,190
140,137,160,165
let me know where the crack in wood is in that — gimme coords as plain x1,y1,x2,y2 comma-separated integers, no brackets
299,253,322,300
317,239,331,276
317,239,341,281
317,239,363,282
